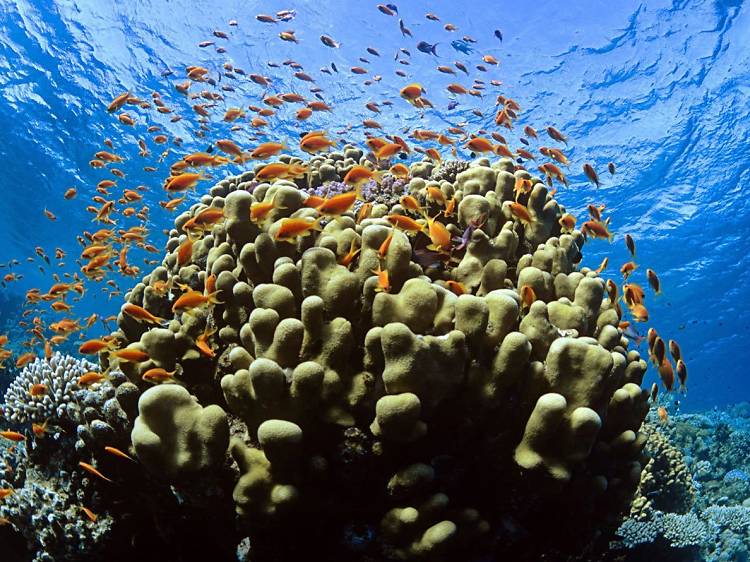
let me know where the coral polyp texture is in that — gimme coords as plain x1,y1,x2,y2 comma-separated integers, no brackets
77,152,655,561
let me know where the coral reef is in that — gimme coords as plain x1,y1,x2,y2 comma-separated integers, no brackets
85,153,654,561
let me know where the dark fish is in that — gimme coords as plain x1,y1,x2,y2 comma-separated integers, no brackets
451,40,474,54
400,48,411,56
395,69,407,77
267,62,279,68
367,47,380,56
447,100,459,110
276,9,296,21
360,57,370,63
206,144,214,153
320,68,332,75
519,138,529,146
331,62,338,73
387,3,398,12
624,234,636,257
494,29,503,41
399,19,412,37
417,41,438,55
455,61,469,75
462,35,477,43
320,35,339,48
160,68,174,77
608,162,616,175
476,64,487,72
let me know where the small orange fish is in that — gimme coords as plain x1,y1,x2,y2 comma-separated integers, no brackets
647,268,661,295
15,352,37,368
337,239,361,268
195,325,217,358
595,257,609,274
79,461,112,483
78,339,115,355
274,217,324,242
507,202,534,226
620,261,638,279
676,359,688,392
250,142,286,159
164,172,206,192
445,280,467,296
81,506,98,523
465,137,495,153
581,220,613,242
343,165,382,186
104,445,136,462
110,349,150,363
425,215,451,253
0,431,25,442
372,265,390,293
386,214,425,233
122,303,165,325
29,384,48,397
519,285,537,311
77,371,108,387
171,290,222,313
0,488,14,500
142,367,177,384
629,303,649,323
657,406,668,424
583,163,600,188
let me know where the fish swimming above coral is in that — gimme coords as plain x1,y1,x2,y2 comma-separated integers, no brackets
0,1,739,561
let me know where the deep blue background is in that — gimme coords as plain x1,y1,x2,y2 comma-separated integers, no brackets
0,0,747,411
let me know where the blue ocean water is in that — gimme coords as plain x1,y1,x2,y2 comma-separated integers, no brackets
0,0,747,413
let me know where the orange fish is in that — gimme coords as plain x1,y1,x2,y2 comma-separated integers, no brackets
676,359,688,392
445,280,467,296
647,269,661,295
111,349,150,363
386,214,425,233
79,339,115,355
195,325,217,358
165,172,206,192
250,142,286,159
372,265,390,293
81,506,98,523
171,290,222,313
104,445,136,462
583,163,600,188
79,461,112,483
274,217,324,242
77,371,109,387
343,165,382,186
299,133,336,153
581,220,613,242
507,202,534,226
29,384,48,397
629,303,649,323
337,239,361,268
0,431,25,442
122,303,165,325
425,215,451,253
317,191,360,218
465,137,495,153
176,238,193,267
519,285,536,311
657,406,668,424
15,352,37,368
142,367,177,384
620,261,637,279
